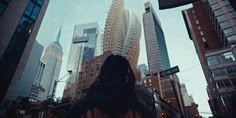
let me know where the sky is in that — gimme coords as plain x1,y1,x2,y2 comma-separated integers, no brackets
36,0,212,117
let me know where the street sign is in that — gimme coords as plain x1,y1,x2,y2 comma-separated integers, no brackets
159,66,179,77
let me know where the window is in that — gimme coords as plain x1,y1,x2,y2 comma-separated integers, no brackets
207,52,235,66
224,28,234,34
214,8,223,15
229,11,236,16
198,26,201,30
211,3,219,8
212,69,227,77
216,80,224,88
227,35,236,41
225,5,232,10
200,31,204,36
231,78,236,87
202,37,206,42
37,0,44,5
0,3,5,14
223,79,232,87
25,1,34,16
195,20,199,24
0,0,11,15
220,21,230,27
31,5,40,20
217,15,226,21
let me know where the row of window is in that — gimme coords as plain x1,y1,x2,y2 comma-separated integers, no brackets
207,51,235,66
211,65,236,77
216,78,236,89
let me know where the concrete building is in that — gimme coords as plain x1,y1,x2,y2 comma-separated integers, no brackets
0,0,49,104
182,0,236,116
15,41,44,98
40,28,63,100
103,0,141,67
138,64,148,80
66,22,102,88
143,2,171,73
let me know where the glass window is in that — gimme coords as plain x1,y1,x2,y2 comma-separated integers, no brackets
224,80,232,87
25,1,34,16
214,8,223,15
31,5,40,20
227,35,236,41
217,80,224,88
207,56,221,66
224,28,234,34
0,3,5,14
198,26,201,30
231,78,236,87
200,31,204,36
217,15,226,21
229,11,236,16
195,20,199,24
211,3,219,8
220,21,230,27
225,5,232,10
37,0,44,5
212,68,227,77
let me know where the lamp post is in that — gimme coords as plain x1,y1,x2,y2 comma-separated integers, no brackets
51,70,72,98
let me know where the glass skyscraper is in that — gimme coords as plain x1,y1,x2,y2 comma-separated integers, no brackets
143,2,171,73
66,22,102,88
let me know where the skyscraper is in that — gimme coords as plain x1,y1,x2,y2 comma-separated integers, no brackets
0,0,49,103
182,0,236,116
143,2,171,73
40,28,63,100
104,0,141,67
66,22,101,88
138,64,148,80
15,40,44,98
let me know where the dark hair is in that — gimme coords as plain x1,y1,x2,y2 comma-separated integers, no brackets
92,54,136,87
86,54,136,115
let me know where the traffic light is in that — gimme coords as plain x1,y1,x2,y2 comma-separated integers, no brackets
161,112,167,118
194,113,199,118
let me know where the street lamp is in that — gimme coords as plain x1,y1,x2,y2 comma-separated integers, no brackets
51,70,72,98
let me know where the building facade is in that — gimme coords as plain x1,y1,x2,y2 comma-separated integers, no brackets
182,0,236,116
138,64,148,80
15,40,44,98
0,0,49,104
66,22,102,88
103,0,141,67
143,2,171,73
63,51,112,99
29,61,46,103
181,84,200,118
40,29,63,100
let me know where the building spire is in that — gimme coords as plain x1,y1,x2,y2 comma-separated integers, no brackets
56,26,62,43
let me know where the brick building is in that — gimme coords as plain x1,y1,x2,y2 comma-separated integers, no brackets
182,0,236,116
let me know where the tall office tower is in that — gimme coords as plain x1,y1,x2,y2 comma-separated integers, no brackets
40,28,63,100
15,41,44,98
138,64,148,80
143,2,171,73
182,0,236,116
103,0,141,67
66,22,101,88
0,0,49,103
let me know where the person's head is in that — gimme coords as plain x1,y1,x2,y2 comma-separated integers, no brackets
96,54,136,86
